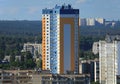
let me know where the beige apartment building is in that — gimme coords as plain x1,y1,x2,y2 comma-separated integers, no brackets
0,69,90,84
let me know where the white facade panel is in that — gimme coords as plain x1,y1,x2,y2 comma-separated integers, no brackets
99,41,120,84
44,14,51,69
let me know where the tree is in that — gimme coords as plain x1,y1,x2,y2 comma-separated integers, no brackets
10,55,15,63
25,51,32,60
0,49,5,60
25,59,35,69
36,59,42,68
21,53,25,62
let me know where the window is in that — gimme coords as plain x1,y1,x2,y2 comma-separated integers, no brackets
55,52,56,54
50,11,53,13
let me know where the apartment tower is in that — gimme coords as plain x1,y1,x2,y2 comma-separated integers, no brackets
42,4,79,74
99,35,120,84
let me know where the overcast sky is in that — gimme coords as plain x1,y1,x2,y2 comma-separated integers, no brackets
0,0,120,20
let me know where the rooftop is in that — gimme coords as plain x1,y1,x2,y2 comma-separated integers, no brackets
105,34,120,42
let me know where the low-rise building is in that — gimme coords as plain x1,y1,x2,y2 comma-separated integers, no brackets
22,43,42,58
15,56,21,62
3,56,10,62
92,42,99,55
79,59,99,82
32,74,90,84
0,70,14,84
3,55,21,62
2,70,33,84
0,70,90,84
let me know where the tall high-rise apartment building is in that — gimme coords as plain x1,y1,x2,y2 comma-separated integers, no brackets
99,35,120,84
42,4,79,74
80,18,105,26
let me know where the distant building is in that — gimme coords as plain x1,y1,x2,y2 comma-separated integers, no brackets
42,4,79,74
3,55,21,62
15,55,21,61
79,59,99,82
80,18,105,26
92,42,99,55
22,43,42,58
105,21,116,27
4,55,10,62
80,18,120,27
99,35,120,84
86,18,95,26
95,18,105,25
80,18,86,26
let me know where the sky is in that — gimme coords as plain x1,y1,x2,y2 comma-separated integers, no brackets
0,0,120,20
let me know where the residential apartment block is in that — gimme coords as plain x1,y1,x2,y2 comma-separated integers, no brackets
80,18,105,26
22,43,42,58
0,70,90,84
42,4,79,74
99,35,120,84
